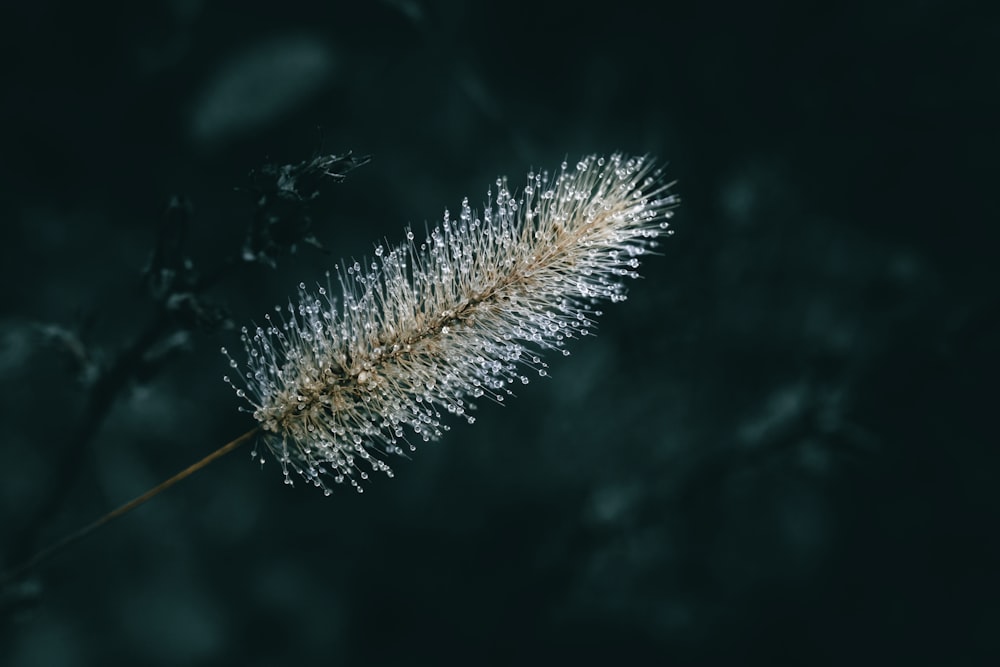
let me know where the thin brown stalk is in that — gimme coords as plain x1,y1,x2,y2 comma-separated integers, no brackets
1,427,259,586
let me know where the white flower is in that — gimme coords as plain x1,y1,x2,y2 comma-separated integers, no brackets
222,154,678,493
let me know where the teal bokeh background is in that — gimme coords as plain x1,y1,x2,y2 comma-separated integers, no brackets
0,1,995,665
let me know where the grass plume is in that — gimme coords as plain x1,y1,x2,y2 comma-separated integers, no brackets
222,154,678,493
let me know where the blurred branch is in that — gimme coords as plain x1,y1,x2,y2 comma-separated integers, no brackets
35,323,100,386
5,149,368,571
242,151,371,267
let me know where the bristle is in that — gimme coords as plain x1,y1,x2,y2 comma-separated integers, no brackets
222,154,678,493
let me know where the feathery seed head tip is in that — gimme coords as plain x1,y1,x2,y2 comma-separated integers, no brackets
224,154,678,493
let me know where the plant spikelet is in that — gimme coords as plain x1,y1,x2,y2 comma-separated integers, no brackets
222,154,678,493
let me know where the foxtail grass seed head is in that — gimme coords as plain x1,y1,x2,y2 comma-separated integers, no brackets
222,154,678,494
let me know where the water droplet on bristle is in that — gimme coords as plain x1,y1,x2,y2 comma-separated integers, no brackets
222,153,675,495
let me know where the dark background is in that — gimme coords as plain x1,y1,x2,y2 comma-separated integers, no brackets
1,1,996,665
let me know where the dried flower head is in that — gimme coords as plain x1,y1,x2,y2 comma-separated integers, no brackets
222,154,678,493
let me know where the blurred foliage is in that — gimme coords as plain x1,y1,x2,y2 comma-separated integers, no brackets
0,0,995,665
